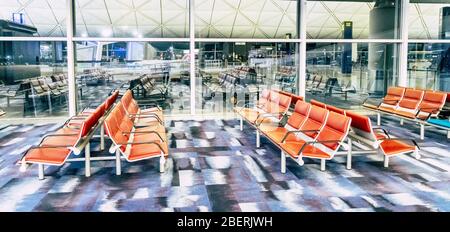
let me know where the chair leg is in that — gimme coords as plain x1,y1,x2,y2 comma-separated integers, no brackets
420,124,425,140
400,118,404,125
320,159,326,171
159,155,166,173
281,151,286,174
297,156,304,166
85,142,91,177
115,150,121,176
38,163,44,180
100,125,105,151
346,138,353,170
20,158,27,172
414,149,421,159
256,130,260,148
240,117,243,131
384,156,389,168
377,113,381,126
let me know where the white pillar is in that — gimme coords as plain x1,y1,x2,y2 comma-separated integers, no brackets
66,0,77,116
85,142,91,177
398,0,409,87
346,138,352,170
281,151,286,173
297,0,307,98
189,0,196,115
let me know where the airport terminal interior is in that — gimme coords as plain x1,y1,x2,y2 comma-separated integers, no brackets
0,0,449,212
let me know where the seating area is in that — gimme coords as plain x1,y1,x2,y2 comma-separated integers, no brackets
19,91,117,178
18,89,171,180
306,73,356,99
235,89,426,173
363,86,449,139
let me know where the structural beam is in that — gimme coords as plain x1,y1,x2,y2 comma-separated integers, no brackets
66,0,77,116
189,0,196,115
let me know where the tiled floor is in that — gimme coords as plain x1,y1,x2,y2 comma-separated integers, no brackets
0,116,449,212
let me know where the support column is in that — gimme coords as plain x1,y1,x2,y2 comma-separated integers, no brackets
398,0,409,87
368,0,400,95
66,0,77,116
297,0,307,98
189,0,196,115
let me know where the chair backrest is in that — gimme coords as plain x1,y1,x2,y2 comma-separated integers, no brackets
326,104,345,115
418,91,447,114
315,111,352,151
398,88,424,110
383,86,405,104
106,90,119,110
258,89,271,106
300,105,329,139
79,103,105,138
345,111,378,147
104,107,128,152
286,101,311,129
310,99,326,108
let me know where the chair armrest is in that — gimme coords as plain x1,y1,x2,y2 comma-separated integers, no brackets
122,131,165,142
372,127,391,139
256,114,283,127
378,137,420,150
295,139,343,157
281,130,320,143
255,112,284,123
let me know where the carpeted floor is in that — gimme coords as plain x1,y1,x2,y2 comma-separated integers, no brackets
0,116,449,212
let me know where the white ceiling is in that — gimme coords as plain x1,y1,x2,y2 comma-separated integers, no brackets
0,0,448,39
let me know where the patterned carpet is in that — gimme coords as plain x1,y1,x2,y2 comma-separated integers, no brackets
0,116,449,212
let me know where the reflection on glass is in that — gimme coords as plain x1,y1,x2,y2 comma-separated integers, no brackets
306,43,399,108
306,0,401,39
195,0,297,38
195,42,297,114
408,43,450,92
76,42,190,115
0,1,67,37
75,0,189,38
408,1,450,40
0,41,68,118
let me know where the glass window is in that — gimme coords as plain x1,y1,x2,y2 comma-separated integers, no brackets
75,0,189,38
195,0,297,38
0,41,68,119
306,42,399,109
195,42,297,115
0,0,67,37
306,0,402,39
76,41,190,115
408,1,450,40
407,43,450,92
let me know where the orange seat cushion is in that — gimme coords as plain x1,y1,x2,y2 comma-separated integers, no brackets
394,110,416,119
280,140,306,158
129,142,168,161
25,148,72,165
379,140,415,156
300,145,333,159
378,106,396,113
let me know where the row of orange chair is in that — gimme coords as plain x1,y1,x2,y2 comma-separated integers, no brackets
362,86,448,139
237,89,421,172
104,90,168,174
309,99,420,168
19,91,119,179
